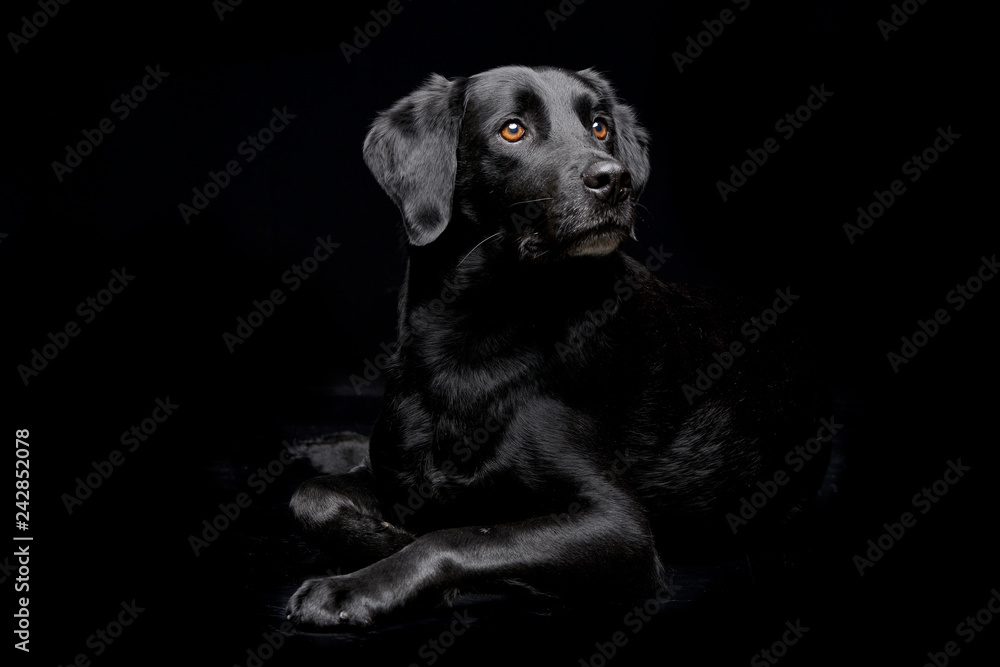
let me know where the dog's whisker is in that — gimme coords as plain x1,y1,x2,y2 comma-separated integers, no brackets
633,203,654,226
508,197,554,208
457,232,502,267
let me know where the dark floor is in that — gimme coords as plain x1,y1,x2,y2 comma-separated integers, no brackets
163,381,994,667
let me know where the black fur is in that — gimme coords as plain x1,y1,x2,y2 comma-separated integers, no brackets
286,65,825,628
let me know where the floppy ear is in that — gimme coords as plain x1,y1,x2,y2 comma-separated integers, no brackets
362,74,467,246
576,68,651,197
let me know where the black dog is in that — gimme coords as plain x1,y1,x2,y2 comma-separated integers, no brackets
286,65,824,628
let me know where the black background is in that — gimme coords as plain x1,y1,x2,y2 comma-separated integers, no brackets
4,0,996,665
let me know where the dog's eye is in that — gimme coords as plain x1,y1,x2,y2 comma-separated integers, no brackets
592,119,609,140
500,121,525,142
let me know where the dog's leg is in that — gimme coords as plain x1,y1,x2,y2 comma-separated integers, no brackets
286,490,663,627
290,467,415,571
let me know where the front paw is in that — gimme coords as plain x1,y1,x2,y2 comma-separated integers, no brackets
286,574,387,628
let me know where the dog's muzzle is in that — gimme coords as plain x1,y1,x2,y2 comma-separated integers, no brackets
562,160,634,257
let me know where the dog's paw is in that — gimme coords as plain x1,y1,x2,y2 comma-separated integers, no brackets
285,575,387,628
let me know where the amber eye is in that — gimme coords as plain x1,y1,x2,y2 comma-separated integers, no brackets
500,121,525,142
592,119,609,140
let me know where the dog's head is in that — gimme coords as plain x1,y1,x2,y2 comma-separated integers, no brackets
363,66,650,261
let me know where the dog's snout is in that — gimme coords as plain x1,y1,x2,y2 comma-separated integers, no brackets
583,160,632,204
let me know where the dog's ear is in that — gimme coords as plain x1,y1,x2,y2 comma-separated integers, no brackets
363,74,467,246
575,68,651,196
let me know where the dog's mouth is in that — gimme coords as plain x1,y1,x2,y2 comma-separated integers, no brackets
506,192,637,262
565,225,630,257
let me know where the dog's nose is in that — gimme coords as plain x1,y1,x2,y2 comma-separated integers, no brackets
583,160,632,204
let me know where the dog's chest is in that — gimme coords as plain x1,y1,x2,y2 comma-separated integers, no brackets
381,415,537,529
374,361,558,526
